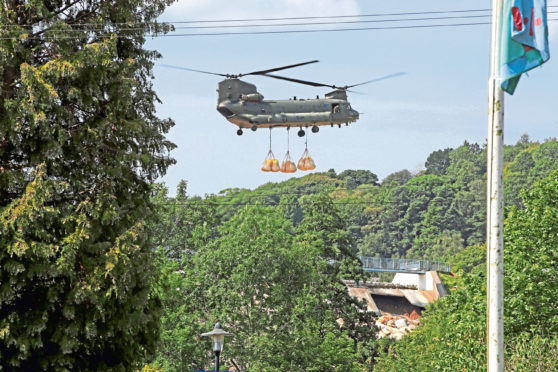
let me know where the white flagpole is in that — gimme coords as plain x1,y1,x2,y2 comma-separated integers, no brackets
487,0,505,371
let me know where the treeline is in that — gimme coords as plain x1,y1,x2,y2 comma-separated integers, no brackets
171,135,557,263
150,135,558,370
151,194,377,371
374,168,558,371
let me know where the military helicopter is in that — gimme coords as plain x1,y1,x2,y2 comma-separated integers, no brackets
160,60,404,137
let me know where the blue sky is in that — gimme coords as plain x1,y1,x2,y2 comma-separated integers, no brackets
146,0,558,196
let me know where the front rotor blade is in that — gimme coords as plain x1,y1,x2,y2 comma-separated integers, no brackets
347,89,366,95
158,64,229,77
346,72,406,88
262,73,335,88
243,60,319,76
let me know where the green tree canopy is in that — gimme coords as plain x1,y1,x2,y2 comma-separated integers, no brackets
504,168,558,335
337,169,379,187
375,169,558,371
151,182,220,260
424,147,453,175
1,1,175,369
381,169,412,186
155,201,376,371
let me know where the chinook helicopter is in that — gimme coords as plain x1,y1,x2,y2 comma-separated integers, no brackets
160,60,404,137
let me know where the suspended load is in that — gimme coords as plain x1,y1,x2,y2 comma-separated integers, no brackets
280,128,297,173
297,131,316,171
262,129,280,172
297,148,316,171
280,151,297,173
261,149,280,172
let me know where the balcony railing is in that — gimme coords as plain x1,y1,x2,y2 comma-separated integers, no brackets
358,256,451,274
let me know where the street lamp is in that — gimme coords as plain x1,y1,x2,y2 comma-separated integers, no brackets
201,322,232,371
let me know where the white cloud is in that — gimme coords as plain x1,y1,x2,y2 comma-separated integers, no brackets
161,0,360,22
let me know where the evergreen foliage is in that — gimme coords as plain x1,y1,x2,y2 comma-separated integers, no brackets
151,182,220,260
1,1,175,369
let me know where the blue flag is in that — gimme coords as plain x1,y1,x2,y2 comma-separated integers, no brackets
498,0,550,94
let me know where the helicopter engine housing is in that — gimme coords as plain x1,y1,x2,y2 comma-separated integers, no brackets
241,93,264,102
217,79,257,103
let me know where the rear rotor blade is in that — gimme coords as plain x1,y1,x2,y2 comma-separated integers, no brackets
261,73,335,88
345,72,406,89
243,60,319,76
158,64,229,77
263,71,406,91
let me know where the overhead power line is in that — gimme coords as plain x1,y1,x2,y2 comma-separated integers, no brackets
162,4,557,24
156,187,381,204
1,6,557,27
3,19,558,40
0,6,556,39
172,14,510,30
160,20,557,38
3,13,502,33
164,8,493,24
0,13,496,34
155,200,374,207
0,8,494,28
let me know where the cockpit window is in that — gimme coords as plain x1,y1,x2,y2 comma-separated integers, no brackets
332,103,340,113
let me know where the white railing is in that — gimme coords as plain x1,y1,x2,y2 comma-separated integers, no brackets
358,256,451,273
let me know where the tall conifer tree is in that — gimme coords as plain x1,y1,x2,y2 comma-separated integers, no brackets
0,1,176,369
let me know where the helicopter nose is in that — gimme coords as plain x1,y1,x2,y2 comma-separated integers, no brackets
350,109,359,120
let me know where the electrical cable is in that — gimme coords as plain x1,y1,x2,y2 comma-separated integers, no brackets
0,7,556,39
163,5,558,24
1,5,556,27
2,13,500,33
154,183,389,207
0,8,493,28
155,200,377,207
2,19,556,40
6,5,557,27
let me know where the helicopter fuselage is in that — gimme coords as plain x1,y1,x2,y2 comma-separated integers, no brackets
216,78,359,129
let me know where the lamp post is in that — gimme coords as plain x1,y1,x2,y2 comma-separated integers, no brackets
201,322,232,371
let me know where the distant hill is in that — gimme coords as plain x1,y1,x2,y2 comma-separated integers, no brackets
161,136,558,263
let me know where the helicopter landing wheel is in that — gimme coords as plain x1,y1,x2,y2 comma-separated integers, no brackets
311,125,319,133
251,124,258,132
338,124,342,128
237,128,243,136
297,129,305,137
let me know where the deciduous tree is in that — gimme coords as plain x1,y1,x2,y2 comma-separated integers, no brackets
155,204,376,371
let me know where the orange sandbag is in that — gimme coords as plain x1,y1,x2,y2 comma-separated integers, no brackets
297,157,307,171
280,150,297,173
262,150,279,172
287,161,297,173
271,158,280,172
298,148,316,171
281,160,297,173
304,156,316,170
261,158,272,172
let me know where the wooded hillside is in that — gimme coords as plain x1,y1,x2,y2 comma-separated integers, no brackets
151,135,557,371
158,136,558,264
